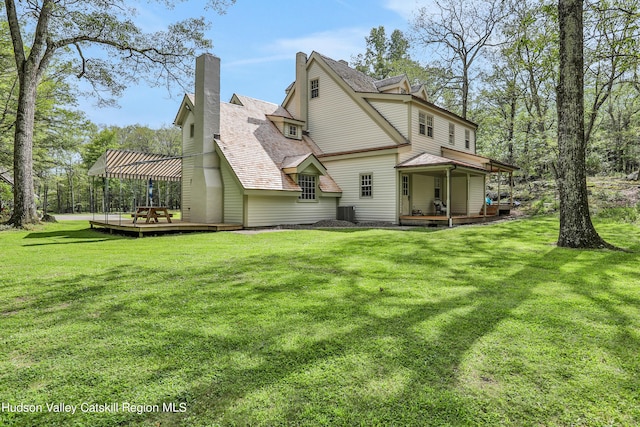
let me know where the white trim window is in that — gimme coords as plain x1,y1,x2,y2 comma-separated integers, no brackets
465,129,470,149
402,175,409,196
310,79,319,99
288,125,298,138
434,177,441,199
418,112,433,137
360,173,373,198
449,123,455,145
298,174,316,200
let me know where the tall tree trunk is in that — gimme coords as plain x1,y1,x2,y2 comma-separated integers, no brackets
8,71,39,225
43,182,48,215
461,63,469,119
556,0,610,249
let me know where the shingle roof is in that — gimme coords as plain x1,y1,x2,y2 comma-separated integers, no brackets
375,75,406,89
396,152,487,172
217,95,341,194
318,54,380,93
0,167,13,186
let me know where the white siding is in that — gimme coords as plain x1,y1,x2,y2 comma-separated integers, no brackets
324,154,398,223
246,194,337,228
410,174,433,214
285,93,298,121
469,176,485,214
451,176,467,214
181,113,196,222
222,164,243,224
400,106,477,163
369,100,409,139
307,62,394,153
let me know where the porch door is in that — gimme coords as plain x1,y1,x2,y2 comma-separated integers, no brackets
401,174,411,215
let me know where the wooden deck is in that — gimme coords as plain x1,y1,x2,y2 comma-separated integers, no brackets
400,213,501,227
89,219,243,237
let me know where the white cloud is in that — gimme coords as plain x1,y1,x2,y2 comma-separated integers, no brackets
267,28,370,61
383,0,431,21
223,27,370,68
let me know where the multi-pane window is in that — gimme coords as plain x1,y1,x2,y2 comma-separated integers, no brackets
298,175,316,200
288,125,298,137
418,112,434,137
310,79,319,98
402,175,409,196
465,129,470,149
360,173,373,198
434,177,441,199
449,123,455,145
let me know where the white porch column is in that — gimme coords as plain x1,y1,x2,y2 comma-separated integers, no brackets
510,171,514,209
446,168,452,227
483,174,487,218
466,173,470,217
497,170,501,213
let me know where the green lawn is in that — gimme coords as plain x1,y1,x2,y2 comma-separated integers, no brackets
1,217,639,426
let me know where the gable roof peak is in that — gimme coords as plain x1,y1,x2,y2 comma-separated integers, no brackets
374,75,407,88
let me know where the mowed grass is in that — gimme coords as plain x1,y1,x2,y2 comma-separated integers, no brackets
1,217,639,426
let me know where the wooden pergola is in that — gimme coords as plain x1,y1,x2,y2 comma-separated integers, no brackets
88,149,181,217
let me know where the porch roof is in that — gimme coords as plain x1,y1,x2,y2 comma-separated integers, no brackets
441,147,519,172
395,152,488,173
0,167,13,186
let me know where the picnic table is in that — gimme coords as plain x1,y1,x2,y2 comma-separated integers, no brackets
132,206,173,224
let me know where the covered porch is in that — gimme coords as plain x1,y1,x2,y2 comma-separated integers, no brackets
396,148,518,227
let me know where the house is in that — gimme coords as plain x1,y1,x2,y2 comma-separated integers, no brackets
174,52,517,228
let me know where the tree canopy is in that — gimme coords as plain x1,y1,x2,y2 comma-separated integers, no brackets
2,0,234,226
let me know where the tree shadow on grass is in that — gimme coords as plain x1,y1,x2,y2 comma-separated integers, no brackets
22,228,125,246
4,222,639,426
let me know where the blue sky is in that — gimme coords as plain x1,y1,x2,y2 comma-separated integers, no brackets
77,0,428,129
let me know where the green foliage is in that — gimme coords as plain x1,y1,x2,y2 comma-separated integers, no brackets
475,0,640,178
351,26,459,108
526,196,559,215
352,26,413,80
596,206,640,223
0,181,11,217
0,217,639,426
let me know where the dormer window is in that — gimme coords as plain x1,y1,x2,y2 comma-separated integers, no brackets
266,114,305,140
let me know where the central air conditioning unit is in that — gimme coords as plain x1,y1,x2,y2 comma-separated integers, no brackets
337,205,356,222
